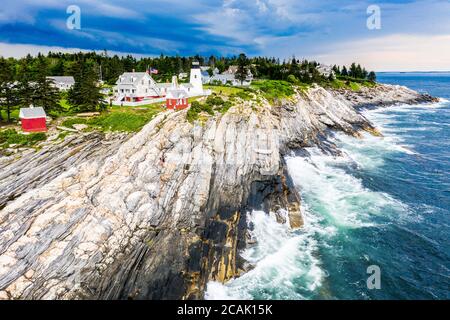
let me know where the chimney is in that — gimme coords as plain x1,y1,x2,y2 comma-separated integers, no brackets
172,76,178,88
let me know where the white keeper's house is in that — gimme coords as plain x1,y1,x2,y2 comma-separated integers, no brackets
113,72,161,102
113,62,210,104
47,76,75,91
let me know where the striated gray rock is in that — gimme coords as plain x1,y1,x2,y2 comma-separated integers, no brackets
0,84,435,300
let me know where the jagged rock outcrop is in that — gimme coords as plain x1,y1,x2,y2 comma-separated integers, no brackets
0,84,435,300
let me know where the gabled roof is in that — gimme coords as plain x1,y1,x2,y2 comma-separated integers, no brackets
211,74,235,81
167,89,188,99
116,72,154,86
19,107,46,119
155,83,173,88
224,66,238,74
47,76,75,85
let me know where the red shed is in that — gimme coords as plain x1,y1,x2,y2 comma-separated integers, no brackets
19,107,47,132
166,89,189,110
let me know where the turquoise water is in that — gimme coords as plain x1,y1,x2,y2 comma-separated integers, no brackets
206,73,450,300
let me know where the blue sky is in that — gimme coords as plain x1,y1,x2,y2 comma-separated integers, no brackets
1,0,450,70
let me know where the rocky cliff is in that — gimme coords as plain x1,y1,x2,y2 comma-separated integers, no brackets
0,84,436,300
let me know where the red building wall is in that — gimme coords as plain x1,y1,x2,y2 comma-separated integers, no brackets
21,118,47,132
166,98,189,110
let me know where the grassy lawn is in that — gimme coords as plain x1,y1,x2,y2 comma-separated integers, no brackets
0,129,46,149
204,85,247,96
62,104,164,132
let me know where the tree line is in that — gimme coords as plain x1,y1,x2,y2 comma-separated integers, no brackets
332,63,377,82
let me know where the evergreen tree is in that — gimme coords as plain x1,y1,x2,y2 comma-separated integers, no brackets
362,68,368,80
68,60,106,112
0,58,19,122
235,53,249,85
350,63,357,78
341,66,349,77
32,56,62,113
356,64,363,79
16,57,35,108
368,71,377,82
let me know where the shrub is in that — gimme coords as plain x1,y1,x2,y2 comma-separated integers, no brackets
251,80,295,102
187,100,215,123
287,74,299,84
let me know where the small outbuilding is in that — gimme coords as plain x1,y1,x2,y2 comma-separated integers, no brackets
166,89,189,110
19,106,47,132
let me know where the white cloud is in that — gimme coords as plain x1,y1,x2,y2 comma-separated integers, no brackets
315,34,450,71
0,42,153,58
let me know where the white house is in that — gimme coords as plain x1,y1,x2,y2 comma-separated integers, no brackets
113,63,210,105
113,72,160,102
208,65,253,86
47,76,75,91
317,64,335,79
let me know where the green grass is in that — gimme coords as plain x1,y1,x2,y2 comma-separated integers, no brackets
328,79,370,91
0,129,46,148
61,105,163,133
251,80,295,102
0,109,20,122
204,85,246,96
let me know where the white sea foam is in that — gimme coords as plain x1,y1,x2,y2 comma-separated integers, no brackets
205,209,328,300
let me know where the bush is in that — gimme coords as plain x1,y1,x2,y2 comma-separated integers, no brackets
206,95,225,106
251,80,295,102
187,100,215,123
287,74,299,84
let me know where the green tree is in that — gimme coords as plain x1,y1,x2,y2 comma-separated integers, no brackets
341,66,349,77
0,58,19,122
368,71,377,82
349,63,357,78
68,60,106,112
16,57,35,108
32,56,62,114
235,53,249,85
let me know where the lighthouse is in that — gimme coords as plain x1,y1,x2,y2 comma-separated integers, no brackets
189,61,203,96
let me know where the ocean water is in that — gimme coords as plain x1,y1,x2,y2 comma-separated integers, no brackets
206,73,450,300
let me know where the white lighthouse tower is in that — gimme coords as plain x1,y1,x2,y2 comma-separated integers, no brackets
189,61,203,96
